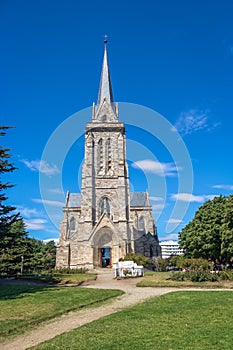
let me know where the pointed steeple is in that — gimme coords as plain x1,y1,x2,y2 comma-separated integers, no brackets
92,38,118,122
97,38,114,107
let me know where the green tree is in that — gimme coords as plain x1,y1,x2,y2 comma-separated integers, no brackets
0,126,19,240
0,219,29,274
25,239,56,272
221,195,233,262
0,127,56,275
0,126,28,274
179,196,227,261
120,253,151,267
42,240,56,270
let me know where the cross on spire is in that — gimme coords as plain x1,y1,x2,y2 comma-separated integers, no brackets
97,37,114,108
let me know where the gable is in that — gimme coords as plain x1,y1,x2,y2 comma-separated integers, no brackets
94,99,117,123
130,192,149,207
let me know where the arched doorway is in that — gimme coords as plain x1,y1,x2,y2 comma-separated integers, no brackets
92,226,115,268
100,246,111,267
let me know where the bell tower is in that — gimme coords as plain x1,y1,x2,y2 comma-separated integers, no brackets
56,40,161,269
79,39,131,243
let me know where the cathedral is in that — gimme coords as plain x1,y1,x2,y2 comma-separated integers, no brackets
56,41,161,269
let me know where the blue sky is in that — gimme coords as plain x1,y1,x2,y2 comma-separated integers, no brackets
1,0,233,242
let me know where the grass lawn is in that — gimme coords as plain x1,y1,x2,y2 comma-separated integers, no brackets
17,272,97,285
0,282,123,340
32,291,233,350
137,271,233,288
55,273,97,284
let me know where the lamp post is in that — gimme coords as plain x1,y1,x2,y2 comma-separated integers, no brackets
21,256,24,275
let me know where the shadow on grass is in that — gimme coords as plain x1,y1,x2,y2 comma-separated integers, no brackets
0,280,55,300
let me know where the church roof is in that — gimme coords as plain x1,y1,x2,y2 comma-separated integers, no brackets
65,192,150,208
66,193,81,208
130,192,150,207
97,40,114,108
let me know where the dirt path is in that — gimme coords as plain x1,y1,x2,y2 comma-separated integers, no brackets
0,269,215,350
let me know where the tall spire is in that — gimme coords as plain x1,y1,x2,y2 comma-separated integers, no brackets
97,37,114,108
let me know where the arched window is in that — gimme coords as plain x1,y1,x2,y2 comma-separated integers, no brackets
68,217,76,238
100,197,110,216
139,216,145,230
106,138,111,171
70,217,76,231
97,138,103,170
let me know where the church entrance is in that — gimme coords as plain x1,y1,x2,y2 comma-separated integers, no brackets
100,247,111,268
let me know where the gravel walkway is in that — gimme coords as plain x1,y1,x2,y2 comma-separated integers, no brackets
0,270,201,350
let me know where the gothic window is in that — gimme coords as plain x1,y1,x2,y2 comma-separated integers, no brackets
70,217,76,231
139,216,145,230
68,217,76,238
150,245,154,258
106,138,111,171
97,138,103,170
100,197,110,216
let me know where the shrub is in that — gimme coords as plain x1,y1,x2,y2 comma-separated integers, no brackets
119,253,151,267
186,269,218,282
170,269,218,282
170,271,185,281
218,271,231,280
153,257,168,272
169,256,211,271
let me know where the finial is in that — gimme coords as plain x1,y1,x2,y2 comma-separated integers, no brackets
104,34,108,44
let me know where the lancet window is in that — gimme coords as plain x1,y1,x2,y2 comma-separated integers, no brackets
100,197,111,217
70,217,76,231
139,216,145,230
97,138,103,170
106,138,111,171
68,217,76,238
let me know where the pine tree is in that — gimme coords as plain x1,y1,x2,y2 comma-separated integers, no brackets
0,127,56,274
0,219,29,274
0,126,20,240
0,126,28,274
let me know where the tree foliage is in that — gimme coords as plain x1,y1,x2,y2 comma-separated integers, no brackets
0,126,56,275
169,256,211,270
179,195,233,262
0,219,29,274
0,126,20,240
221,195,233,261
119,253,151,267
0,126,28,274
25,239,56,272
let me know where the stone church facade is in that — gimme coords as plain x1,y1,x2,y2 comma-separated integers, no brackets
56,42,161,269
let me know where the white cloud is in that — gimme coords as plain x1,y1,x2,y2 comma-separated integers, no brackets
174,109,219,136
43,238,59,245
132,159,180,177
213,184,233,191
17,206,41,218
25,219,47,230
150,196,164,202
21,159,59,176
171,193,216,203
33,198,64,207
152,203,165,211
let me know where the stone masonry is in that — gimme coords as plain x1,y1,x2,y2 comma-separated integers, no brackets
56,42,161,269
